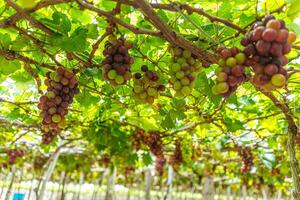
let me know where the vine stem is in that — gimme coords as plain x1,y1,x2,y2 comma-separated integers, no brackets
288,130,300,199
253,83,300,199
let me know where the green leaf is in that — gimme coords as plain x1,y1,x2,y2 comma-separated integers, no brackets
41,12,71,34
287,0,300,20
223,116,243,132
162,112,175,129
0,33,11,49
0,57,21,75
75,89,99,107
142,152,152,166
87,24,98,39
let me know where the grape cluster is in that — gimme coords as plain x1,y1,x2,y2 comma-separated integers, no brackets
241,15,297,91
169,141,183,169
131,129,166,175
169,47,202,98
143,131,164,157
155,156,166,176
101,154,111,167
33,156,48,170
212,47,247,97
191,144,202,161
6,149,25,165
38,67,79,144
133,65,165,104
237,146,254,173
124,166,135,179
130,128,145,150
102,36,133,86
181,137,193,164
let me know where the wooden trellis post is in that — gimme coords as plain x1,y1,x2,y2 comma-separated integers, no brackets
5,165,16,200
145,167,152,200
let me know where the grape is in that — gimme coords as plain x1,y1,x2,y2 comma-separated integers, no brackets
262,28,278,42
235,53,246,64
108,70,117,79
271,73,286,87
216,82,229,94
251,26,265,41
264,64,278,76
262,15,275,25
182,50,192,58
288,32,297,44
269,43,283,56
227,76,238,87
266,19,281,30
217,72,228,82
231,65,244,76
276,29,289,43
256,40,271,55
282,43,291,54
226,57,237,67
181,86,191,96
220,49,232,59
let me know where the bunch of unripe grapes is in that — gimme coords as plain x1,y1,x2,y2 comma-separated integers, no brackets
169,141,183,169
237,146,254,173
38,67,79,144
6,149,25,165
102,36,133,86
241,15,297,91
169,47,202,98
133,65,165,104
212,47,247,97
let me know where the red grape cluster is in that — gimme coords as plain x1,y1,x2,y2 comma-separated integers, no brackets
143,131,164,157
241,15,297,91
101,154,111,167
133,65,165,104
130,128,145,150
6,149,25,165
155,156,166,176
169,141,183,169
102,36,134,86
169,47,202,98
33,156,48,170
38,67,79,144
212,47,247,97
131,129,164,157
237,146,254,173
131,129,166,175
124,166,135,179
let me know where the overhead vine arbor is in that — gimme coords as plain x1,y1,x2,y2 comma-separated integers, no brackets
0,0,300,199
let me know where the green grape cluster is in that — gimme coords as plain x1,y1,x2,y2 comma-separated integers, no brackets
132,65,166,104
181,136,193,164
169,47,202,98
